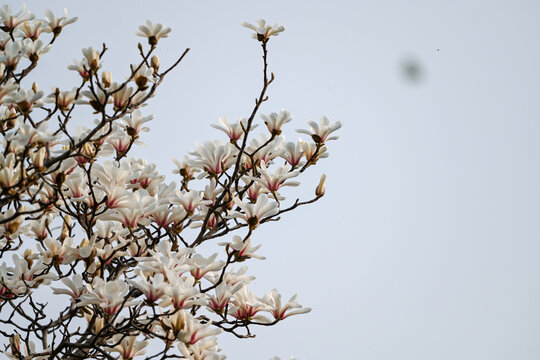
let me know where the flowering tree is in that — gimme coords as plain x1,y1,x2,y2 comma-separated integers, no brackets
0,5,342,360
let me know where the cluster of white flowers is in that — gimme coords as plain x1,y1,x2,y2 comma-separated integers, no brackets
0,6,341,360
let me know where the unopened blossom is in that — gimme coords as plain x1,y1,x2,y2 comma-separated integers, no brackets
136,20,171,45
0,152,21,188
260,289,312,320
296,116,343,143
105,334,149,360
230,194,279,230
151,55,159,73
44,8,77,35
101,70,112,87
241,19,285,42
316,173,327,196
261,109,292,136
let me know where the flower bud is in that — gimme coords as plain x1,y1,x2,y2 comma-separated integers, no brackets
101,71,112,88
315,174,326,197
23,249,35,267
31,147,47,170
32,82,39,93
151,55,160,74
61,215,71,240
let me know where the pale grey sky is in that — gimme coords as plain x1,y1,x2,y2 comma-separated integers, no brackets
11,0,540,359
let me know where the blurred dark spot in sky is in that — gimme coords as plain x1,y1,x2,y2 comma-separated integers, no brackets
400,57,424,84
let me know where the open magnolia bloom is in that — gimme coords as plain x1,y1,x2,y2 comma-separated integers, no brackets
0,7,341,360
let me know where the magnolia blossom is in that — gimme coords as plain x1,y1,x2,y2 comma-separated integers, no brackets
189,141,235,178
136,20,171,45
0,4,34,31
260,289,312,320
78,278,139,315
261,109,292,135
51,274,86,301
219,235,265,261
211,116,254,143
296,116,343,143
105,335,149,360
242,19,285,41
255,161,300,194
230,194,279,230
44,8,77,34
0,10,341,359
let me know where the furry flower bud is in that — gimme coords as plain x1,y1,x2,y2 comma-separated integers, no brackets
315,174,326,197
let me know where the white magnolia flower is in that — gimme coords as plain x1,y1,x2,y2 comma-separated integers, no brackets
230,194,279,230
44,8,77,34
211,116,254,143
51,274,86,301
260,289,312,320
219,235,265,261
260,109,292,135
241,19,285,41
78,278,139,315
136,20,171,45
105,334,149,360
254,161,300,193
296,116,342,143
0,4,34,31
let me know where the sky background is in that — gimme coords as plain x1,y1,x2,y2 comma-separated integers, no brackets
10,0,540,359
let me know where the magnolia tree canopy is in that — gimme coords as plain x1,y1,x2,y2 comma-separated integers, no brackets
0,5,341,360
